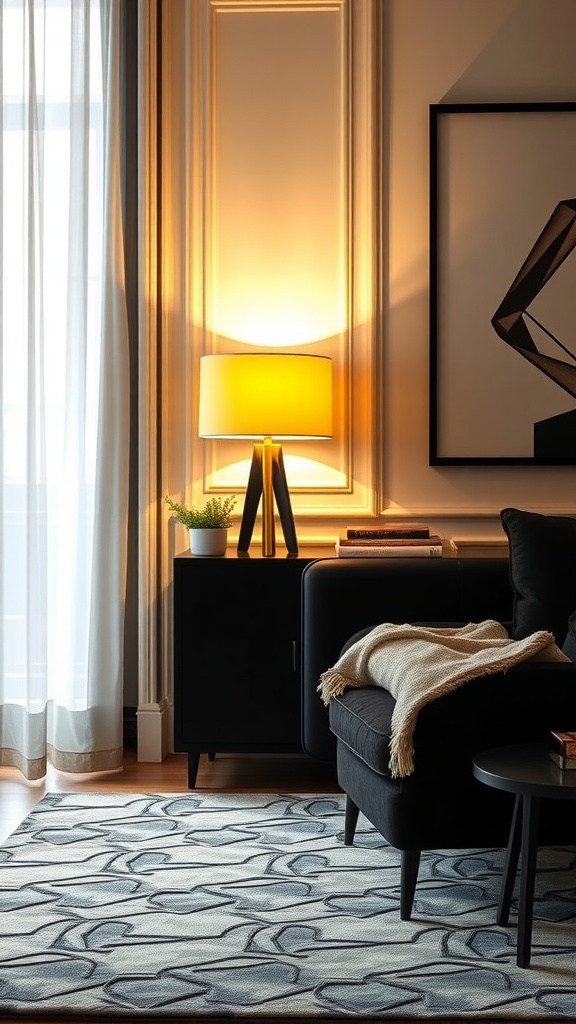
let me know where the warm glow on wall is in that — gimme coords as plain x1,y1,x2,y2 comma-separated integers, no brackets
210,235,347,347
209,3,347,348
209,455,346,492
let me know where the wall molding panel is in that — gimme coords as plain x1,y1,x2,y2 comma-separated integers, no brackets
161,0,384,536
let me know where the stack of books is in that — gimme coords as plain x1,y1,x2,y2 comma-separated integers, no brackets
335,523,443,558
549,729,576,770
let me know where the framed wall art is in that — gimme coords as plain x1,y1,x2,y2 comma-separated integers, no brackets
429,102,576,465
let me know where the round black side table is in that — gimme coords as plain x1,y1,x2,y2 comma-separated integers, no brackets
473,742,576,968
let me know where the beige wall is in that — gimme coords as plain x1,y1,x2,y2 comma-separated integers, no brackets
384,0,576,547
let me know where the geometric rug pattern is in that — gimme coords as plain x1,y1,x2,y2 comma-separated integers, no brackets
0,792,575,1019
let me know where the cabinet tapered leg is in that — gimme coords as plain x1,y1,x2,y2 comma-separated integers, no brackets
187,752,200,789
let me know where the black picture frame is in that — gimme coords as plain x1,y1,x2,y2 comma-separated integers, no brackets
429,102,576,465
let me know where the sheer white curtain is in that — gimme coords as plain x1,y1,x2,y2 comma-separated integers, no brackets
0,0,129,779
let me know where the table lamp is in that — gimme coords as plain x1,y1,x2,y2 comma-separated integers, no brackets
198,353,332,556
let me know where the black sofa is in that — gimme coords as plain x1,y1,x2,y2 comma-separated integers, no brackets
302,556,519,763
301,548,576,916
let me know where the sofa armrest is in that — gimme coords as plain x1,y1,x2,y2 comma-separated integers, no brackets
413,660,576,771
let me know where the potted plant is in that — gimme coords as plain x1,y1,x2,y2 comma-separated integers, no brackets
164,494,237,556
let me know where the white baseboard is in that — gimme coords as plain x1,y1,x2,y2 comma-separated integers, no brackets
136,700,173,762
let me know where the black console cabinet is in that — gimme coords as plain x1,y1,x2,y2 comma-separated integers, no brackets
173,549,324,787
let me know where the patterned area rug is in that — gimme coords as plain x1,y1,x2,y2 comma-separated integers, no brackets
0,792,575,1020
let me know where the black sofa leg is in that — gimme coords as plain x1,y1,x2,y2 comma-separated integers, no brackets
400,848,421,920
344,795,360,845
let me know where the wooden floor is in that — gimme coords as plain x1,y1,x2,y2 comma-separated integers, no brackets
0,749,341,843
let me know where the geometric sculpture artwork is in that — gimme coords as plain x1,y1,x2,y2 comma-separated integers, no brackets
491,198,576,458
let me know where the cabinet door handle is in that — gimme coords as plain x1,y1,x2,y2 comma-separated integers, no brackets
293,641,298,671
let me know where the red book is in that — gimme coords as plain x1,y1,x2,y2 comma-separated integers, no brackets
550,730,576,756
339,534,442,548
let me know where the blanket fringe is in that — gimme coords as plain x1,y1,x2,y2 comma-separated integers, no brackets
318,671,356,704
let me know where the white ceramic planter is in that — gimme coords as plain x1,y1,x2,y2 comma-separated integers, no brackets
188,527,228,557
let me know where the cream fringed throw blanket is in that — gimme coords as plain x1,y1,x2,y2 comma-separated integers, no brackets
318,620,568,778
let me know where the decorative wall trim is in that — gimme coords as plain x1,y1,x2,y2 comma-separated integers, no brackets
449,538,509,558
137,0,171,761
183,0,383,519
380,505,576,518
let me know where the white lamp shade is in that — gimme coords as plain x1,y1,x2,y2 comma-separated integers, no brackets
198,353,332,439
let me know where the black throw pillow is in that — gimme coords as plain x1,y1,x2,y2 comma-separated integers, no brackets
562,611,576,662
500,507,576,645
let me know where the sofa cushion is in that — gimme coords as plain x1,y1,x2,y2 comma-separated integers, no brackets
329,688,394,777
500,506,576,644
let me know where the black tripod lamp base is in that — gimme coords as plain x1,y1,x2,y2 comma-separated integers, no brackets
237,442,298,557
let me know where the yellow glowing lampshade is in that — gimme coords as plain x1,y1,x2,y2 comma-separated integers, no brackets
198,353,332,440
198,353,332,557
